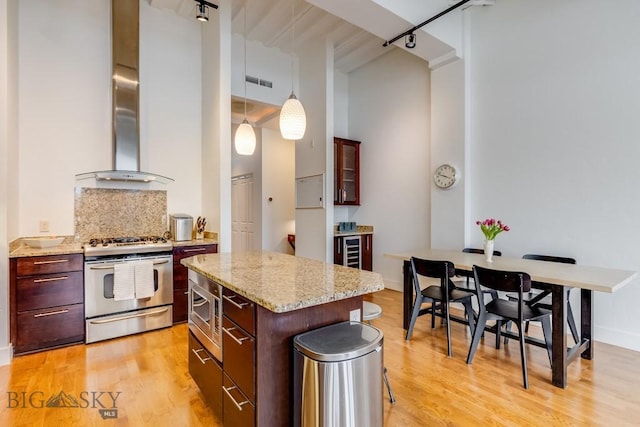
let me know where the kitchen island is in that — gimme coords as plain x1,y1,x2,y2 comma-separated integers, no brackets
181,251,384,426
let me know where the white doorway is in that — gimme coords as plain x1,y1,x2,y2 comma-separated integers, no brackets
232,174,255,252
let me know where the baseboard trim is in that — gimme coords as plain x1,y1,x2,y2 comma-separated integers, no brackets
595,326,640,353
0,344,13,366
382,277,402,292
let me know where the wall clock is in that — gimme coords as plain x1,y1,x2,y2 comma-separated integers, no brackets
433,164,457,189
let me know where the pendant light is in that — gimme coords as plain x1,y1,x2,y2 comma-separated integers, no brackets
234,2,256,155
279,0,306,140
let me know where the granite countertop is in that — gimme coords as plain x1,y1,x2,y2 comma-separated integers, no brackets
334,224,374,237
172,237,218,248
10,231,219,258
9,236,83,258
181,251,384,313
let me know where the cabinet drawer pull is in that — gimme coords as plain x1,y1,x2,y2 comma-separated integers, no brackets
223,294,249,309
183,247,207,253
191,348,212,364
33,259,68,265
223,326,250,345
222,385,250,411
33,276,69,283
34,309,69,318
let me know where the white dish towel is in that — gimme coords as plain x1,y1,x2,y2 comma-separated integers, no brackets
134,260,155,299
113,263,135,301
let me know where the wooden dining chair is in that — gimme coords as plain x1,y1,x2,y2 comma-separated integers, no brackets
406,257,476,357
504,254,579,345
466,265,552,389
454,248,503,299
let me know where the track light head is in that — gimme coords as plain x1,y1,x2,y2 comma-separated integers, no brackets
196,3,208,22
405,33,416,49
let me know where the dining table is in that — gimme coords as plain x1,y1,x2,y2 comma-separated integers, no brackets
385,249,638,388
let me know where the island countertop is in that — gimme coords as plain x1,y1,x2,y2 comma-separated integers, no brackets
181,250,384,313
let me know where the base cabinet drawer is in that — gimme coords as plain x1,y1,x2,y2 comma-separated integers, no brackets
189,332,222,418
16,271,84,311
16,254,83,276
222,289,255,335
15,303,85,354
223,374,255,427
222,317,256,402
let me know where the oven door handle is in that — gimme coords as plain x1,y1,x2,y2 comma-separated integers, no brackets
89,259,170,270
88,307,169,324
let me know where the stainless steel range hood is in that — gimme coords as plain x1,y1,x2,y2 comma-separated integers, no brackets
76,0,173,184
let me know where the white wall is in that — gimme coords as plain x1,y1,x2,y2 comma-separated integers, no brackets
201,0,231,253
0,0,18,364
431,59,466,249
15,0,204,237
143,4,203,218
230,34,292,108
295,38,333,262
262,128,295,254
432,0,640,350
348,48,430,290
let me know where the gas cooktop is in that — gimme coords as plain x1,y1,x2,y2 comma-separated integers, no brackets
84,235,173,257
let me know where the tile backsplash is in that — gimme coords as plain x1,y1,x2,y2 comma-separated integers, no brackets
74,188,167,242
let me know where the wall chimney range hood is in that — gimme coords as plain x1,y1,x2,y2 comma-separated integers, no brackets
76,0,173,185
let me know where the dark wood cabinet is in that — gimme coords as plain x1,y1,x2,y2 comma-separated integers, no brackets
333,233,373,271
173,243,218,323
334,137,360,205
362,233,373,271
223,373,255,427
10,253,85,355
189,331,223,418
222,288,256,426
188,271,361,426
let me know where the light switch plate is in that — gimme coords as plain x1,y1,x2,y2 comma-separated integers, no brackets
350,309,361,322
39,220,50,233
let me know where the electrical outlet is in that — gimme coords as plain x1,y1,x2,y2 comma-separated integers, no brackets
349,309,361,322
39,220,50,233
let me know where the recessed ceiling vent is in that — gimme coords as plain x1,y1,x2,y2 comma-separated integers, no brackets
245,75,273,88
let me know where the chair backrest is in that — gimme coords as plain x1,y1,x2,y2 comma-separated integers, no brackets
462,247,503,257
410,257,455,294
472,265,531,294
522,254,576,265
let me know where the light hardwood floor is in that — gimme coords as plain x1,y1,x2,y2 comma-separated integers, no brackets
1,289,639,426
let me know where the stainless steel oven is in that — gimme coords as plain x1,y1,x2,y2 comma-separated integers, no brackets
84,252,173,343
188,269,222,361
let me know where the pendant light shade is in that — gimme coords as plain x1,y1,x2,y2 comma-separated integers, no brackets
279,93,306,140
235,119,256,155
234,3,255,155
280,0,306,140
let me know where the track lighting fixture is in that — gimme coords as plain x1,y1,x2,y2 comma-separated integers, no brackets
383,0,471,48
405,33,416,49
194,1,218,23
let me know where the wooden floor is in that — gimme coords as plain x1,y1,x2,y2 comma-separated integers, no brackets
1,289,640,426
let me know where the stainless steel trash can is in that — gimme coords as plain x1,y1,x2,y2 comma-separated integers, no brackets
293,321,384,427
